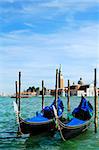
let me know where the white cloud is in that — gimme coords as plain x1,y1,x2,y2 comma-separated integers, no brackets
0,23,98,93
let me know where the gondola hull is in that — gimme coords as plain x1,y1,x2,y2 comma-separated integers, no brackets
18,97,64,135
20,117,56,135
61,120,92,140
56,97,93,140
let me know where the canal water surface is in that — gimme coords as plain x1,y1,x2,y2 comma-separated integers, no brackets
0,96,99,150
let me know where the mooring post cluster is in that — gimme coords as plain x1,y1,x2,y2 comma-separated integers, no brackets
14,68,98,137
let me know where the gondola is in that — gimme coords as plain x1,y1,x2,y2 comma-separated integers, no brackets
14,97,64,135
53,96,93,140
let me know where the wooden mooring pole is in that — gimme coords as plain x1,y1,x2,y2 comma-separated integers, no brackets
55,69,58,108
15,81,18,104
17,71,22,135
18,72,21,113
94,68,98,133
42,80,44,110
67,80,70,112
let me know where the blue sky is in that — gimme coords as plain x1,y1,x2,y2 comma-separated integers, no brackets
0,0,99,94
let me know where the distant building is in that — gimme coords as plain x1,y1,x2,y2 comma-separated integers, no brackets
47,65,65,96
45,89,51,95
65,78,95,97
58,65,65,96
20,91,36,96
78,77,84,85
77,85,88,96
77,78,94,96
60,74,64,89
77,84,94,97
58,65,64,89
70,84,80,96
50,89,55,96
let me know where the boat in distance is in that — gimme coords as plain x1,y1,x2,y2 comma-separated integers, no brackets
11,95,32,98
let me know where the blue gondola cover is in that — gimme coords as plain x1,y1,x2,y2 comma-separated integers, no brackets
72,97,93,120
43,97,64,119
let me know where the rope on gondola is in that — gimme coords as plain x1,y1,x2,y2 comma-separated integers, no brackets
52,105,66,141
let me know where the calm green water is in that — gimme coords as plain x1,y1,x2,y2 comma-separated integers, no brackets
0,96,99,150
